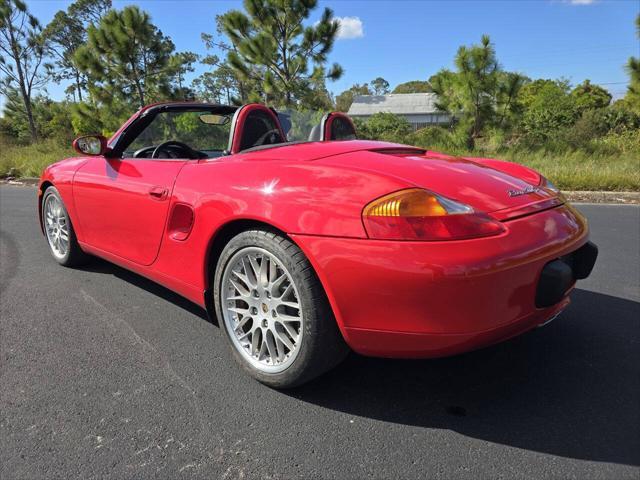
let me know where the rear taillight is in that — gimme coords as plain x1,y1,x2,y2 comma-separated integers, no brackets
362,188,506,241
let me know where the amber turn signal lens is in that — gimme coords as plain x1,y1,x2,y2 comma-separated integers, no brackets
362,188,505,241
363,189,448,217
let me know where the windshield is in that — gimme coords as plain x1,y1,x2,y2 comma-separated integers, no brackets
125,110,231,156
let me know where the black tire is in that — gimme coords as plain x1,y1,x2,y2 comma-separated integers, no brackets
213,229,349,388
41,186,90,267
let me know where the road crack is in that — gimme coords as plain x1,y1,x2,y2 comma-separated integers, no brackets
77,289,208,437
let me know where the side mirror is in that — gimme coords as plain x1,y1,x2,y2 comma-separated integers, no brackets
72,135,108,156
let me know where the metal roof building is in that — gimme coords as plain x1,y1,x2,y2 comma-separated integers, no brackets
348,93,452,130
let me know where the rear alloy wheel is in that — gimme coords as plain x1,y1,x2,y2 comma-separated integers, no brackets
214,230,348,388
222,246,304,372
42,186,89,267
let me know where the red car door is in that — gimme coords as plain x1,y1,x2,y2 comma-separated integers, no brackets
73,156,185,266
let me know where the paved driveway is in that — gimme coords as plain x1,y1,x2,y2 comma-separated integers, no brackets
1,185,638,479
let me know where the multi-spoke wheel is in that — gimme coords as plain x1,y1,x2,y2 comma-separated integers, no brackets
41,186,89,266
222,247,303,372
214,230,349,388
44,194,70,259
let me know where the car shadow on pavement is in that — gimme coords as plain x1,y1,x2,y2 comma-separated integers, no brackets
70,259,639,466
288,289,640,467
77,258,212,323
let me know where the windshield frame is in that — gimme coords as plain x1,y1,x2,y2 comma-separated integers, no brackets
108,103,238,158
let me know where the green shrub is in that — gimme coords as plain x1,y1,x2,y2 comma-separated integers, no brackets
594,129,640,155
355,112,412,142
519,80,579,145
405,126,452,148
571,79,612,112
562,111,608,151
1,92,76,144
405,126,469,154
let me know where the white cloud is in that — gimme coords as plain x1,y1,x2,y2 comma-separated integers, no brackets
565,0,597,5
335,16,364,40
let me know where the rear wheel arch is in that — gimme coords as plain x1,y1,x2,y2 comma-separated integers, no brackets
209,224,349,387
204,220,287,321
202,219,343,336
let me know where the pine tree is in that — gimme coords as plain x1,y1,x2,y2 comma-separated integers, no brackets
43,0,112,103
0,0,51,141
430,35,526,148
220,0,343,107
167,51,198,100
392,80,432,94
74,5,175,108
624,15,639,112
371,77,390,95
335,83,371,112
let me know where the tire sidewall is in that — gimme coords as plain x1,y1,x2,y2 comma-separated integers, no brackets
42,187,72,265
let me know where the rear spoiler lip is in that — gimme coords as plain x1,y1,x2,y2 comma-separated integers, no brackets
490,196,565,222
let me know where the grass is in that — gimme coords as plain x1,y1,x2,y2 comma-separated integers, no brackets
491,150,640,192
1,137,638,191
0,138,74,179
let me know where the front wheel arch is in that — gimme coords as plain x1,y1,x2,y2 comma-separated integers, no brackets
40,185,89,267
38,181,54,235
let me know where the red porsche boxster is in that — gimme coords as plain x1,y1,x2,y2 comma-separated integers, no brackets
38,102,597,388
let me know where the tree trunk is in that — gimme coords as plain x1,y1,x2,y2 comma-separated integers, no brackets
466,132,475,150
7,21,37,141
75,71,83,102
129,61,146,107
133,78,145,108
238,81,247,103
22,90,37,142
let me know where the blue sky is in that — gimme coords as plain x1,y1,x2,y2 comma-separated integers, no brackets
19,0,640,103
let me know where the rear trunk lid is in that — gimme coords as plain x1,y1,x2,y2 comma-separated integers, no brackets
320,147,561,217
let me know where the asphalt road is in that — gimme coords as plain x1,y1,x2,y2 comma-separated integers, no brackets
1,184,639,480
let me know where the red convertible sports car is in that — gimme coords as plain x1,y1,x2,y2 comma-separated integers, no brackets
39,102,597,388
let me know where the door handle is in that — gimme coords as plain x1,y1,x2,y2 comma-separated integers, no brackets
149,186,168,200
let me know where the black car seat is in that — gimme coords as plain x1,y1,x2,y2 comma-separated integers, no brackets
308,114,357,142
328,116,356,141
240,110,285,151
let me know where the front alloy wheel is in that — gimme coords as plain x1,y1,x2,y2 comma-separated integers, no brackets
41,186,89,267
44,193,70,260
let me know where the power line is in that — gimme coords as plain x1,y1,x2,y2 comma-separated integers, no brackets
498,43,632,62
501,58,629,69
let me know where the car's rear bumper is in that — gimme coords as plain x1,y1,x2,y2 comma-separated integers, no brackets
291,204,596,358
342,299,570,357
